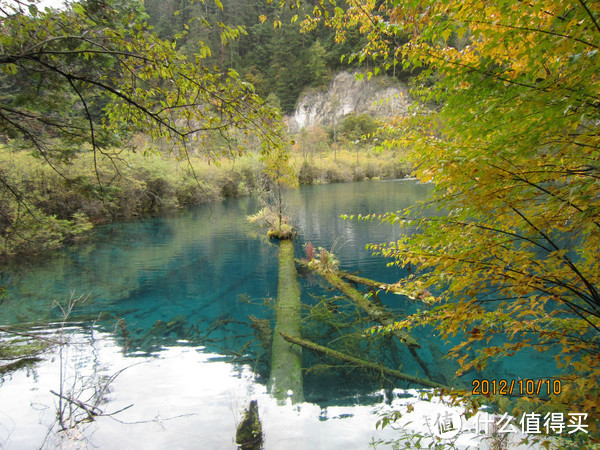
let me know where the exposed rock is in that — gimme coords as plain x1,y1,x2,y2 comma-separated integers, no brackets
236,400,263,450
287,71,412,134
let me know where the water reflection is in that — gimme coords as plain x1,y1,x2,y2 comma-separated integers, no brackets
0,327,440,449
1,180,433,345
0,180,553,448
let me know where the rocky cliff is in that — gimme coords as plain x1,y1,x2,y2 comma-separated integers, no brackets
286,71,412,134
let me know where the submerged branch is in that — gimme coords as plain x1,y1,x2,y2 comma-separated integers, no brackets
294,255,455,384
299,258,419,349
279,332,448,390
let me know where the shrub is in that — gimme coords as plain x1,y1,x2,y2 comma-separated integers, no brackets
298,161,319,185
219,171,243,198
352,165,366,182
364,162,378,180
175,178,221,205
325,164,353,183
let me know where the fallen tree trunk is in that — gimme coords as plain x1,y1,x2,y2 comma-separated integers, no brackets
317,270,444,380
339,271,408,295
295,257,451,382
268,239,304,403
296,258,420,297
312,267,420,349
279,332,448,390
340,272,436,303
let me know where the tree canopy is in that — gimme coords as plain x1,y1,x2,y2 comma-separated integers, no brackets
299,0,600,442
0,0,285,258
142,0,387,113
0,0,280,161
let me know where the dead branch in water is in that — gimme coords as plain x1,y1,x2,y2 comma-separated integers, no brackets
279,332,449,390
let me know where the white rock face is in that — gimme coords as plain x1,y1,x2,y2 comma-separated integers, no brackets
287,71,412,134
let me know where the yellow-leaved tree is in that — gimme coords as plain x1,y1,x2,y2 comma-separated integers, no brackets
294,0,600,443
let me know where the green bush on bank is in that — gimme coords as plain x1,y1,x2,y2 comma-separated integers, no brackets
0,148,267,261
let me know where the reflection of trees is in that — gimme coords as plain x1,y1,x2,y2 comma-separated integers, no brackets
287,182,433,276
2,198,276,325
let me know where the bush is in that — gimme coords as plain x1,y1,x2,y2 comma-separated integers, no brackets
364,162,378,179
352,165,366,182
143,177,177,211
0,202,93,259
298,161,319,185
325,164,353,183
219,171,243,198
175,178,221,205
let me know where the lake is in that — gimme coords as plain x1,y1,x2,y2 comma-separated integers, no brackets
0,180,550,448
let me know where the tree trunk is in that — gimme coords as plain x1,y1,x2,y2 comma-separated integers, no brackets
296,258,451,383
296,258,428,298
268,239,304,403
314,268,420,349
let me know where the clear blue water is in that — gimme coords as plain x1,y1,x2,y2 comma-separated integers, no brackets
1,181,441,389
1,180,557,387
1,181,425,323
0,180,562,448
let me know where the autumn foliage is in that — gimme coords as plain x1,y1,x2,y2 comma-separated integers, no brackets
297,0,600,442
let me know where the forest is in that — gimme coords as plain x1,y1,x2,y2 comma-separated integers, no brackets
1,0,600,448
0,0,410,261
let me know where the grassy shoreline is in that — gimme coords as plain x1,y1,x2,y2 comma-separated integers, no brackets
0,146,409,262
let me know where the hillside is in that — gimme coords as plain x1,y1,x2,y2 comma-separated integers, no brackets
287,72,412,134
143,0,414,114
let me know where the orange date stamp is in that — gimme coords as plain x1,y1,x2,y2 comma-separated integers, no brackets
472,379,562,396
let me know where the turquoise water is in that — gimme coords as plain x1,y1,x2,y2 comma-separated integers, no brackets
1,179,557,383
0,180,558,448
1,180,428,336
0,181,439,388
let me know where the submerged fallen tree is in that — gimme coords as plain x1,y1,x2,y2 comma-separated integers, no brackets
279,332,448,390
296,256,418,348
268,238,304,403
297,251,455,385
297,258,436,302
247,199,305,403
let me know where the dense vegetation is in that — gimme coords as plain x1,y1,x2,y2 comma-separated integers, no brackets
143,0,364,113
295,0,600,444
142,0,419,113
7,0,597,445
0,0,409,262
0,0,287,260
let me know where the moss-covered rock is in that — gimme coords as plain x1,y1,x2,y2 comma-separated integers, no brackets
236,400,263,450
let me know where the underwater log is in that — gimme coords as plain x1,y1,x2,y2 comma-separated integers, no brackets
296,257,450,383
297,258,437,304
312,267,420,349
279,332,448,390
268,239,304,403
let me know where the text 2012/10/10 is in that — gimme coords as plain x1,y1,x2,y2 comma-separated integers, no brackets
472,379,562,396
